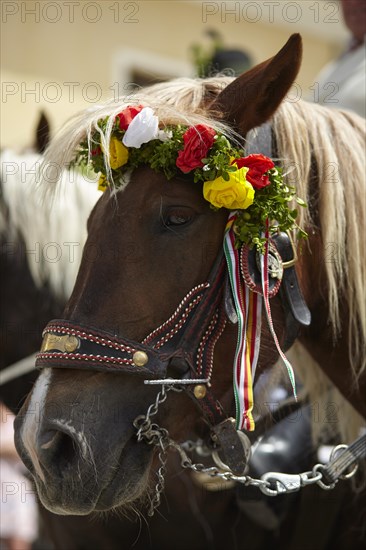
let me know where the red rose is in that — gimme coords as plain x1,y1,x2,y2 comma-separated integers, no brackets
176,125,216,173
116,105,144,131
233,154,274,189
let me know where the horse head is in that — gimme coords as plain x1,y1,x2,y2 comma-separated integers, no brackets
14,34,366,518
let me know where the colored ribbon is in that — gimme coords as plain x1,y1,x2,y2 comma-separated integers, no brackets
260,221,297,400
224,213,262,430
224,214,297,431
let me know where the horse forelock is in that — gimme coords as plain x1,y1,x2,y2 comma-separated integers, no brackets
273,101,366,379
39,77,239,197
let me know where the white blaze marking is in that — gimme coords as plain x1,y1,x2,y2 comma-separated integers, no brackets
21,368,52,482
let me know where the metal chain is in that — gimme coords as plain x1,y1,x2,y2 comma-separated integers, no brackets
133,386,360,514
133,385,184,516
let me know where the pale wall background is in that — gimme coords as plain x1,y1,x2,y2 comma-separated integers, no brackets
1,0,350,150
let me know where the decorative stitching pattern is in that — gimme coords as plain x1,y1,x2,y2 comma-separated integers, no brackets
240,244,281,298
196,312,219,376
38,259,229,427
37,351,134,365
44,324,136,354
198,314,227,381
151,295,205,350
142,283,209,345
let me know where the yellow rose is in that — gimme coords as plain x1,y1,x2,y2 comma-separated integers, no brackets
109,137,129,169
98,174,108,192
203,167,254,209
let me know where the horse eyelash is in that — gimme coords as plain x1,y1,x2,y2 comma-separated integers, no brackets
158,198,183,236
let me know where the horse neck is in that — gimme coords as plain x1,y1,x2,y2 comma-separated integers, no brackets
297,236,366,419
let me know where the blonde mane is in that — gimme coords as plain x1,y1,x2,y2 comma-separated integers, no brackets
41,76,365,380
272,100,365,379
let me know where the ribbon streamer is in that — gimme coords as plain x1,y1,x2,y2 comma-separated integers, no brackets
224,213,262,431
224,214,297,430
260,221,297,399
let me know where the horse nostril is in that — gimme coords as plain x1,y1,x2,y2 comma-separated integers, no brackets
38,428,79,473
40,430,62,450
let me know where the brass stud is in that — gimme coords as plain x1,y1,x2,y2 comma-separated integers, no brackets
193,384,207,400
64,335,79,353
132,351,148,367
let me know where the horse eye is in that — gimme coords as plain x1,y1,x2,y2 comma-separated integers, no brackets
164,209,193,227
166,214,190,226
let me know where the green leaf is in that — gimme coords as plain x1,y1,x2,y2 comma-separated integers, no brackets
296,198,307,207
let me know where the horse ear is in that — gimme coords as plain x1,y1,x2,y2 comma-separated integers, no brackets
210,34,302,135
35,110,51,154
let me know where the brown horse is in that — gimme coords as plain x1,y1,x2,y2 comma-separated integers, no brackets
14,35,365,548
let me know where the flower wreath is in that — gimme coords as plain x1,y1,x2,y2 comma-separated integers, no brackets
75,105,307,252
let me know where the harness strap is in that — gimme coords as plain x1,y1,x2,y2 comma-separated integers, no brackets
245,123,311,351
36,253,251,475
37,320,170,377
245,122,273,158
272,231,311,350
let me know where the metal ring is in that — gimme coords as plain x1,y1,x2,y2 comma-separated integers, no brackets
313,463,337,490
212,431,251,473
330,444,359,480
282,230,298,269
212,450,230,472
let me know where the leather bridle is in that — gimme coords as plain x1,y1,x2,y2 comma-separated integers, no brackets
35,124,311,475
36,224,310,475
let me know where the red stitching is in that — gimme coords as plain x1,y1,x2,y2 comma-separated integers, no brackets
196,312,218,375
142,283,209,344
44,325,135,354
240,245,281,298
37,352,134,365
153,296,203,349
204,315,227,381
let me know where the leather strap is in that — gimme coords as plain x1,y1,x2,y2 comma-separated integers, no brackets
37,320,170,377
320,433,366,485
36,254,252,475
245,122,311,350
36,255,227,379
245,122,273,157
272,232,311,350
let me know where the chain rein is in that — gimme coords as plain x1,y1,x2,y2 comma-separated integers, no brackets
133,385,359,517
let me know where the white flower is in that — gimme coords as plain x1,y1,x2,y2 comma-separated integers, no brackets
122,107,159,148
157,129,172,142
